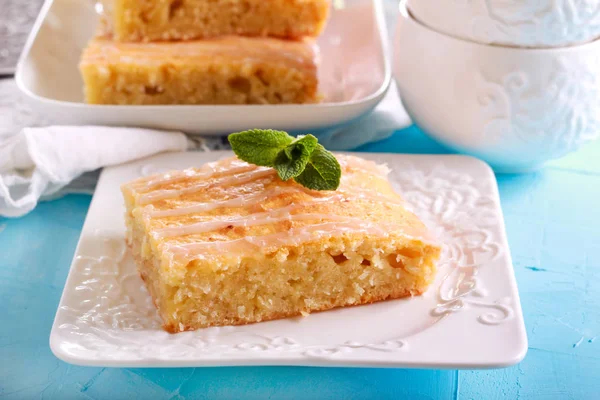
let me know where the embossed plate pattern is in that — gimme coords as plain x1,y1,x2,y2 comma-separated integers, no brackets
50,152,527,368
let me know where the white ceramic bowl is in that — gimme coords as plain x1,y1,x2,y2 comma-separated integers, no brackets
408,0,600,48
394,5,600,172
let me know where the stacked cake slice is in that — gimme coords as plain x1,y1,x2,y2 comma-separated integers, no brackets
80,0,331,105
111,0,330,41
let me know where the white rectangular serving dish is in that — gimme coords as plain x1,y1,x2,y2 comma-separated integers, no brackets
50,151,527,368
15,0,391,135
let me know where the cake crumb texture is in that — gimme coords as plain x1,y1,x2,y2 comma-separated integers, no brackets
80,36,319,105
111,0,331,41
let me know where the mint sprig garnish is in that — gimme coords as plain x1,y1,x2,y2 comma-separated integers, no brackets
227,129,292,166
275,134,318,181
294,145,341,190
228,129,341,191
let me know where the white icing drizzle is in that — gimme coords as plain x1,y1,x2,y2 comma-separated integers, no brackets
130,162,259,193
129,168,198,190
132,156,391,205
132,156,387,196
167,220,390,257
155,211,352,239
198,158,253,174
138,167,274,205
148,185,400,219
148,186,316,218
133,156,429,257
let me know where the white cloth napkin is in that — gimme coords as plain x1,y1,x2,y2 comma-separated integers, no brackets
0,126,191,217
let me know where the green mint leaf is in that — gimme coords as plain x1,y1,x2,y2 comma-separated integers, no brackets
294,144,341,191
283,135,318,160
228,129,294,167
275,135,319,181
227,130,341,191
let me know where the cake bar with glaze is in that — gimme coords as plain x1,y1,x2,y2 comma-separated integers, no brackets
80,36,319,105
121,155,441,332
106,0,331,42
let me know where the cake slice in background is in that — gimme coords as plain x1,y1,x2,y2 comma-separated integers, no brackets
80,36,319,105
106,0,331,42
121,155,440,332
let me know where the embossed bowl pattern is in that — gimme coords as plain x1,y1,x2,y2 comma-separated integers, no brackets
408,0,600,48
394,6,600,172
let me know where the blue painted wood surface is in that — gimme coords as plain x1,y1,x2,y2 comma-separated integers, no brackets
1,126,599,399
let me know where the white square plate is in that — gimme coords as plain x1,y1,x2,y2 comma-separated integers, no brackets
50,152,527,368
15,0,391,135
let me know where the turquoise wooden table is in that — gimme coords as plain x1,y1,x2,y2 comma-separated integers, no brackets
1,126,599,399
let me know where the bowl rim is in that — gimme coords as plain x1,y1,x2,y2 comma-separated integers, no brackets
399,0,600,53
404,0,600,49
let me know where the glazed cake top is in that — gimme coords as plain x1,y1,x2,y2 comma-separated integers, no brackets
80,36,318,72
122,155,435,263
